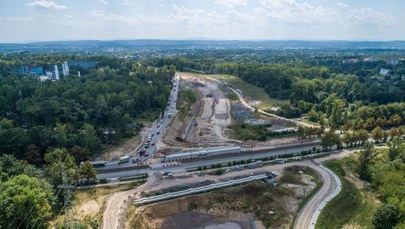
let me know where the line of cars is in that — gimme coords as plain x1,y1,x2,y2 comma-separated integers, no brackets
90,75,180,169
135,74,180,162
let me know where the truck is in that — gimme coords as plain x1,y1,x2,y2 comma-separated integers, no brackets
118,156,130,164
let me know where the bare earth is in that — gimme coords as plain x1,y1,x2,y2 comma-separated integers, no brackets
126,165,318,229
96,122,152,161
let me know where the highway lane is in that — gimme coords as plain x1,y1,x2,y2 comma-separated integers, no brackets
96,143,320,179
99,75,180,168
294,162,336,229
101,147,355,229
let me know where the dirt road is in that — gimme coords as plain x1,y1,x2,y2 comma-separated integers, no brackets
228,85,315,128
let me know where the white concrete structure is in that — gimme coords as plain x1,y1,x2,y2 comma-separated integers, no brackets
134,173,270,205
39,76,50,82
64,61,69,75
160,146,242,162
62,63,66,76
54,65,59,80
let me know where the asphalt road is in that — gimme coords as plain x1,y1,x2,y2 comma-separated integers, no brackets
101,154,346,229
99,75,180,168
96,142,320,179
294,162,337,229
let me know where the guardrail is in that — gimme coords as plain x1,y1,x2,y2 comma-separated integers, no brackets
134,174,269,205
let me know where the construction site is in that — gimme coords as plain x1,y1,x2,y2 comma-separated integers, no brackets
126,165,321,229
155,73,303,159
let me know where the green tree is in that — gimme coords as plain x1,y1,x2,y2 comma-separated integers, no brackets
321,131,342,150
0,127,31,159
372,126,384,142
343,131,354,147
354,129,369,145
297,126,306,139
0,154,41,182
0,174,54,229
79,161,97,182
79,124,101,155
44,148,77,205
372,204,401,229
387,137,404,161
0,118,13,129
307,109,319,122
358,143,378,181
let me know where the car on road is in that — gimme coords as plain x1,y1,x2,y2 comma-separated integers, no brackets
156,131,160,135
157,124,160,128
275,158,286,164
151,142,155,146
151,133,155,137
144,153,149,157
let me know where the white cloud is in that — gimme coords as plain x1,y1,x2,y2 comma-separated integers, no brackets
348,8,396,25
87,10,105,17
337,2,348,8
98,0,108,5
26,0,67,10
5,17,35,22
86,5,245,27
118,0,136,6
256,0,339,24
214,0,247,9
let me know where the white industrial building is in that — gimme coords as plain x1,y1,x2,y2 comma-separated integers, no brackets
160,146,242,162
62,61,70,76
54,65,59,80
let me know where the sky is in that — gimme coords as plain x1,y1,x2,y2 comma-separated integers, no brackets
0,0,404,42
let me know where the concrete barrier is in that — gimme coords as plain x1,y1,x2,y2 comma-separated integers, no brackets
134,174,269,205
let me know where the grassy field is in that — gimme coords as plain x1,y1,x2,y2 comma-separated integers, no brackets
203,74,289,109
316,160,377,229
229,121,272,141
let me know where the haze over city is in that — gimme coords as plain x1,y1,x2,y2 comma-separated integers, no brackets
1,0,405,42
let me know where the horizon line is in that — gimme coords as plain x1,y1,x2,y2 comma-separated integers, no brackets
1,38,405,45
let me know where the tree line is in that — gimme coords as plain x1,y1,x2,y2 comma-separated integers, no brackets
0,54,175,164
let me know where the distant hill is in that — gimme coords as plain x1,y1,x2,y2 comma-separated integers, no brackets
1,40,405,54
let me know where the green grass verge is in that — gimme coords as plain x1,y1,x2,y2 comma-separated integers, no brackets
176,85,199,120
229,121,272,141
315,160,368,229
204,74,289,109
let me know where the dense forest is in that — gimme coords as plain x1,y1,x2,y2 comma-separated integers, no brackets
0,55,175,163
0,54,175,228
149,54,405,130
